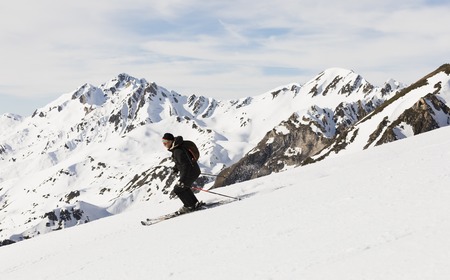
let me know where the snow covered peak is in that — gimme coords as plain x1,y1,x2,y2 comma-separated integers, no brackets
71,83,107,106
0,113,22,140
320,67,356,78
102,73,148,89
3,65,450,248
302,67,373,97
0,112,22,125
213,64,450,188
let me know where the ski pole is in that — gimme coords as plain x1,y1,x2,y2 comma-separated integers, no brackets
191,186,240,201
200,173,228,178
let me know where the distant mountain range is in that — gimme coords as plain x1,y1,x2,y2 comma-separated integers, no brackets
1,64,449,246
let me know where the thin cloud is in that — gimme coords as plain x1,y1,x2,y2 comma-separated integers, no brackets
0,0,449,116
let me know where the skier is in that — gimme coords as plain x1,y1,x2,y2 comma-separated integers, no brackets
162,133,202,214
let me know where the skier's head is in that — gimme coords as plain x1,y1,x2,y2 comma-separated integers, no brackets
162,133,174,141
162,133,175,149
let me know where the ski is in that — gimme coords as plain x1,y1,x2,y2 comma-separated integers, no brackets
140,200,232,226
140,212,180,226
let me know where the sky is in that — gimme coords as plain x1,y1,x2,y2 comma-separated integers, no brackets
1,0,449,116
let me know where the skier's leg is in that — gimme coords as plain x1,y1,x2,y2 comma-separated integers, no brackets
175,188,197,207
183,187,199,207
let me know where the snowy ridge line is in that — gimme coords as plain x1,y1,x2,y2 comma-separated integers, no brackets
1,64,450,246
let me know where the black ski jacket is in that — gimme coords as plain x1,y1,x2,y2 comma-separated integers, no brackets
169,136,201,185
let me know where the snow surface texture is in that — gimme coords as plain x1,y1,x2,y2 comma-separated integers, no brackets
1,125,449,280
0,68,403,243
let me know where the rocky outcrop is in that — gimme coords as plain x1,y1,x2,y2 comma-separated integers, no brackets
213,64,450,188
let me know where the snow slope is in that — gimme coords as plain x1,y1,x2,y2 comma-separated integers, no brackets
0,69,402,243
0,125,449,280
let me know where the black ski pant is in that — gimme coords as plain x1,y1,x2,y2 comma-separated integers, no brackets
173,185,199,207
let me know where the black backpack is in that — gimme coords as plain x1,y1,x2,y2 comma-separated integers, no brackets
181,140,200,162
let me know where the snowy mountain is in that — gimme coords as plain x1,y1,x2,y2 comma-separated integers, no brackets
1,118,450,280
1,64,449,246
214,64,450,187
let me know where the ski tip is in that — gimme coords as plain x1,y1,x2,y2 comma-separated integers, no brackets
141,221,153,226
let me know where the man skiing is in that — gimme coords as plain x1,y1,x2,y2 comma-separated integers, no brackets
162,133,202,214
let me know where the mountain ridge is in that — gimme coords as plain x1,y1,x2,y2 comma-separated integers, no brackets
213,64,450,187
2,64,450,245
